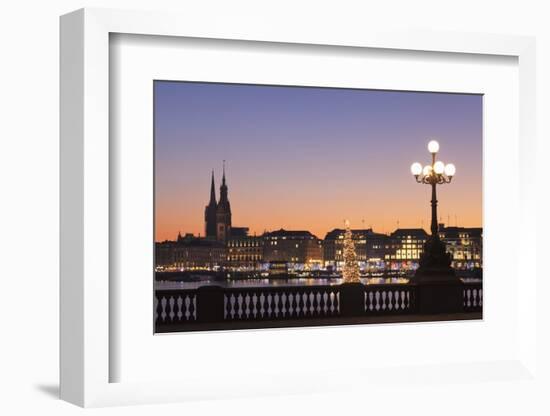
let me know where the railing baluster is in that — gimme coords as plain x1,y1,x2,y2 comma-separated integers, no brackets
155,293,163,324
251,292,257,318
245,293,251,319
296,291,303,317
259,292,265,318
167,295,174,322
369,291,375,312
285,292,291,317
320,291,327,315
461,283,482,312
175,295,182,321
288,293,295,317
191,295,197,320
310,292,317,316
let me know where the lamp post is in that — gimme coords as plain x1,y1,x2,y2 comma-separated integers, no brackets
410,140,458,281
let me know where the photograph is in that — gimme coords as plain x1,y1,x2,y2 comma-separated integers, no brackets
153,81,483,333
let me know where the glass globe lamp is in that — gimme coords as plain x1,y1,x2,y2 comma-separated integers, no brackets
434,161,445,174
444,163,456,177
427,140,439,154
410,162,422,176
422,165,432,176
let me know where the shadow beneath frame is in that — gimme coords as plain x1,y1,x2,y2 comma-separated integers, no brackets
34,383,59,399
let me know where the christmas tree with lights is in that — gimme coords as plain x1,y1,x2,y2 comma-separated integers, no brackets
342,220,361,283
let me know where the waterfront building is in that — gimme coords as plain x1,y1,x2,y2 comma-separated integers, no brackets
227,232,264,271
384,228,429,271
323,228,389,271
155,240,177,269
267,260,288,276
262,229,323,270
173,233,226,270
438,224,483,270
155,233,226,271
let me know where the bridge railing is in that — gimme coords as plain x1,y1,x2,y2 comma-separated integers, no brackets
223,285,341,321
463,281,483,312
155,280,481,332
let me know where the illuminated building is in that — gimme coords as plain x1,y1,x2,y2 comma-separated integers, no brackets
438,224,483,269
155,240,177,269
267,260,288,276
155,232,226,271
323,228,388,271
262,229,323,270
385,228,429,271
227,230,264,271
173,233,226,270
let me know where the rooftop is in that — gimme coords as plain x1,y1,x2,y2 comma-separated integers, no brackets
390,228,429,238
324,228,388,240
263,228,318,239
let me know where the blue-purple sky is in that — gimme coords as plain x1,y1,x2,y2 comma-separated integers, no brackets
155,81,482,241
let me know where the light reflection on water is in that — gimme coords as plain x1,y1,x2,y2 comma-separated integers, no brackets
155,277,410,290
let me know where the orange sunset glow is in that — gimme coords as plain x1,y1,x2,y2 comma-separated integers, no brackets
154,82,482,242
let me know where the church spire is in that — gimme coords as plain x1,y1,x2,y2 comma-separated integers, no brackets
209,170,216,204
216,160,231,241
219,160,229,206
204,170,218,239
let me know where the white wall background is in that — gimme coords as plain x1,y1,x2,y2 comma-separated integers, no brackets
1,0,549,415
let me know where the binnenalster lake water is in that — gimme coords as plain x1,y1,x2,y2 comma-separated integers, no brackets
155,277,410,290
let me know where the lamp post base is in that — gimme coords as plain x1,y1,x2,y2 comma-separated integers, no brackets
414,279,463,314
410,236,463,313
339,282,365,317
411,236,460,284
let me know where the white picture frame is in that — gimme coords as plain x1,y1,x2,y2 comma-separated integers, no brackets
60,7,539,408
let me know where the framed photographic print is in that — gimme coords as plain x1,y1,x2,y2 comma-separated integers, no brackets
60,7,539,409
152,80,483,334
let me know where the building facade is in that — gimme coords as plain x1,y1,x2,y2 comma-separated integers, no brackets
323,228,389,271
156,225,483,273
155,240,177,269
154,233,225,271
227,233,264,271
262,229,323,270
438,224,483,269
384,228,429,271
173,233,226,270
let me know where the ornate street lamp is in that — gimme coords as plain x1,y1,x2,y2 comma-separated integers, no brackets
410,140,458,281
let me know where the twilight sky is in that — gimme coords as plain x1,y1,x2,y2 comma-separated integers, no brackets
154,81,482,242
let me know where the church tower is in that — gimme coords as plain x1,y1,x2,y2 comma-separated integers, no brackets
216,161,232,241
204,171,218,239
